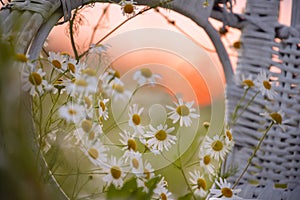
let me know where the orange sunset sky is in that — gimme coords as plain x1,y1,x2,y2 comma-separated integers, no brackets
46,0,292,106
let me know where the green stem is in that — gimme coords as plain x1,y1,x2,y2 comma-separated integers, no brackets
233,91,260,124
230,88,249,123
232,121,274,189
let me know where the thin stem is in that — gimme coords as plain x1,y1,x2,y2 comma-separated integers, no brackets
230,88,249,123
70,9,80,61
234,91,260,123
89,4,111,46
78,0,174,59
232,121,274,189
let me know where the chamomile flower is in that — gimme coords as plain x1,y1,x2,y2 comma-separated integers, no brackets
198,150,216,176
80,139,108,166
255,70,277,99
153,177,173,200
235,74,255,89
203,135,230,161
128,104,145,136
189,170,208,198
260,110,288,132
166,98,200,127
89,44,110,54
120,130,138,154
98,98,110,121
125,151,144,175
210,178,242,199
65,57,79,75
59,103,85,123
75,119,103,143
102,156,126,188
224,129,234,149
137,161,155,192
133,68,162,86
106,78,131,101
22,64,48,96
144,124,176,152
48,51,67,73
120,0,137,17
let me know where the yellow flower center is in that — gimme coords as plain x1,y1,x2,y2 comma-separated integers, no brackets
88,148,99,159
99,101,106,111
81,120,92,133
84,96,92,108
111,166,121,179
203,155,211,165
127,139,137,151
132,158,139,169
144,169,150,180
176,105,190,116
114,71,120,79
242,79,255,88
203,122,210,129
212,140,223,151
112,84,124,93
155,130,167,141
15,53,28,62
197,178,206,190
160,193,167,200
263,80,271,90
221,187,233,198
89,131,95,140
140,68,152,78
132,114,141,125
75,79,88,87
226,130,233,141
60,51,70,56
233,41,242,49
68,108,77,115
123,3,134,14
68,63,76,73
29,72,42,85
52,60,62,69
82,68,96,76
270,112,282,124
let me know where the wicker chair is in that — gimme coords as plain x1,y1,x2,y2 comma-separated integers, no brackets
0,0,299,199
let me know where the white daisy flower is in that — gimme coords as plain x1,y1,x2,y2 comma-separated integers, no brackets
144,124,176,152
255,70,277,99
189,170,208,198
74,119,103,143
59,103,85,123
166,98,200,127
125,151,144,175
65,57,80,76
203,135,230,161
106,78,131,101
153,177,173,200
136,161,155,192
48,51,67,73
133,68,162,86
198,150,216,176
80,139,108,166
89,44,110,54
67,69,98,97
22,64,48,96
234,74,255,89
210,178,242,199
224,129,234,150
119,0,137,17
260,110,289,132
98,98,110,121
128,104,145,136
100,68,120,86
102,156,126,188
120,130,138,153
